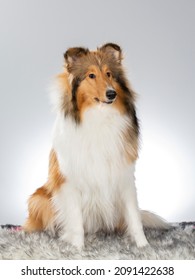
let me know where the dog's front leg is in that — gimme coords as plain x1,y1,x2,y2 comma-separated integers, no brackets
53,183,84,250
120,165,148,247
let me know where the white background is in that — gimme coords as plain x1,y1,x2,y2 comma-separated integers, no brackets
0,0,194,225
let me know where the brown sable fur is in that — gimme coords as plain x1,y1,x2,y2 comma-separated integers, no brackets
61,43,139,160
23,150,65,232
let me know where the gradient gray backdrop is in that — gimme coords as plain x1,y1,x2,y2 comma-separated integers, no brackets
0,0,194,225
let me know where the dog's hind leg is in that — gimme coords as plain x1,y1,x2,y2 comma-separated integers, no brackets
23,186,55,233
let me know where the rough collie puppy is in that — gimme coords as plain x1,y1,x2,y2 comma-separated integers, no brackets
23,43,168,249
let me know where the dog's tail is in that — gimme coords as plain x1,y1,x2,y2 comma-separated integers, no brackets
141,210,171,229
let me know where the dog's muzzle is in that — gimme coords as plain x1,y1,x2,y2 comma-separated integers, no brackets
94,90,117,104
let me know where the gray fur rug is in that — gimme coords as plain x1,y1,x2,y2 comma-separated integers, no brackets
0,223,194,259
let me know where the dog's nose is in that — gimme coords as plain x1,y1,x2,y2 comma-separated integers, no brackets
106,90,117,101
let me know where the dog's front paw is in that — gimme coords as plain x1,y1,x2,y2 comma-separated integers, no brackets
60,232,84,250
135,237,149,248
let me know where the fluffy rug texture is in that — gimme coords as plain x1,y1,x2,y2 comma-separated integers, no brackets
0,223,194,260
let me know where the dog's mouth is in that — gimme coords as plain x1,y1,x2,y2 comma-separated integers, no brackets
94,97,116,105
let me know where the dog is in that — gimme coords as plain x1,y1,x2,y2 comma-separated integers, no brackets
23,43,169,249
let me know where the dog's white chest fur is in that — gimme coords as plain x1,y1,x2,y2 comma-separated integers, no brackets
52,105,135,233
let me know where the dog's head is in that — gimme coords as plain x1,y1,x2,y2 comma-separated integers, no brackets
55,43,137,125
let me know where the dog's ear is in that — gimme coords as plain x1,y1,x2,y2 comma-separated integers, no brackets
64,47,89,70
100,43,122,63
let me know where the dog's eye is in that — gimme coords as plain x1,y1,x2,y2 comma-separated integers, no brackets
89,73,96,79
106,72,111,78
